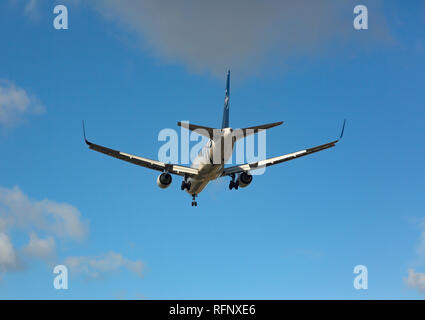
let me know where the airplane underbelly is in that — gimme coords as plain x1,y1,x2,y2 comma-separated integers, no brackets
185,164,223,195
186,178,209,195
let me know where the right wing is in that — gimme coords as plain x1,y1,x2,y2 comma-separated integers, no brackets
222,140,339,176
83,122,198,177
222,120,346,176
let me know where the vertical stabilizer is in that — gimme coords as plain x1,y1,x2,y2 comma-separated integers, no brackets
221,70,230,128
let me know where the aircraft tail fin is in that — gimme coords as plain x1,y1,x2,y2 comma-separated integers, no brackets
221,70,230,128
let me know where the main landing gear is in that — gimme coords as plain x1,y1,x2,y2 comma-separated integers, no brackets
181,177,197,206
229,174,239,190
181,180,191,191
191,194,197,207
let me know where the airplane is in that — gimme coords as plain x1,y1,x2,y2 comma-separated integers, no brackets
83,70,345,206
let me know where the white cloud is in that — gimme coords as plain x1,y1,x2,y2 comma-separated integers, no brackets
0,233,19,274
0,80,45,127
0,186,145,284
405,219,425,294
65,251,144,279
23,232,56,261
0,186,89,241
405,269,425,293
86,0,391,77
0,186,89,279
0,218,7,232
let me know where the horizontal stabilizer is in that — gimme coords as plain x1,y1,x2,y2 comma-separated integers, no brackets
177,122,215,139
233,121,283,140
177,120,283,140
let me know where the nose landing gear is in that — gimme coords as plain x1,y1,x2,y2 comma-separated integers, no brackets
191,194,197,207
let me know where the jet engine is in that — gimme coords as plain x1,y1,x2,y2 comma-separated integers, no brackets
157,173,172,189
237,172,253,188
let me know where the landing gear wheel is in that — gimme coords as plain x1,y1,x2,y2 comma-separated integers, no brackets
229,175,239,190
181,180,191,191
191,194,198,207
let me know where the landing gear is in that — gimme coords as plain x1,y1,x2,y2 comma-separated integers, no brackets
182,177,197,206
191,194,197,207
229,180,239,190
229,174,239,190
181,180,191,191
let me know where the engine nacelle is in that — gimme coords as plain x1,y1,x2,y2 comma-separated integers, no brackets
237,172,253,188
157,173,172,189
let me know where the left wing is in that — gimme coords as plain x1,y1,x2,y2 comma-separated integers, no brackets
222,120,345,176
83,122,198,177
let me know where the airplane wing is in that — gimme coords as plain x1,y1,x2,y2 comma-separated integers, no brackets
83,122,198,177
222,120,345,176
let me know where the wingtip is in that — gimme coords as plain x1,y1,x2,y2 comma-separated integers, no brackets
339,119,346,139
82,120,89,145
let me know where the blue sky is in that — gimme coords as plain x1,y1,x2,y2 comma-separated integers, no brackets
0,0,425,299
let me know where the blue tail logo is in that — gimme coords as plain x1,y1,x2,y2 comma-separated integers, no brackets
221,70,230,128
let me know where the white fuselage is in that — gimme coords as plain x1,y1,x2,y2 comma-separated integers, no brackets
185,128,235,195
